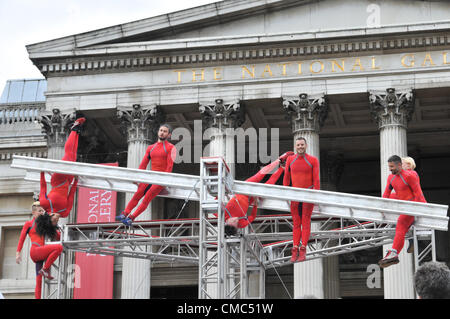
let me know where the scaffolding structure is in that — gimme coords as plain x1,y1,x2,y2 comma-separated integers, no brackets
10,155,449,299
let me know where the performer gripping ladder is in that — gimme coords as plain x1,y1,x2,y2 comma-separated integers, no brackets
223,152,293,236
283,137,320,263
378,155,427,268
39,117,85,218
117,124,177,226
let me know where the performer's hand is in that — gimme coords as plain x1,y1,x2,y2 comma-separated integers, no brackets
15,252,21,264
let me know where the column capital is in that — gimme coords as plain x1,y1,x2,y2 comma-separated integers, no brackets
38,108,76,148
117,104,165,144
369,88,415,129
283,93,328,134
199,98,245,130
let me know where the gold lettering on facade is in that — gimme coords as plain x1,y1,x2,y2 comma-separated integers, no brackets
213,68,223,80
261,64,273,77
443,52,450,65
278,63,291,76
421,53,436,67
351,58,364,72
401,54,415,67
242,65,256,79
331,59,345,72
192,69,205,82
371,57,381,70
297,62,303,75
442,52,450,65
174,70,186,83
310,61,324,74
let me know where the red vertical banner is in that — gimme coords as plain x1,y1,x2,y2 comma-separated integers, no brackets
73,163,117,299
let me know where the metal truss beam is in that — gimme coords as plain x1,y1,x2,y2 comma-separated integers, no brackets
12,156,448,231
11,155,447,299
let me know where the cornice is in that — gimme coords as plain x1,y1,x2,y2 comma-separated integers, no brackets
35,27,450,77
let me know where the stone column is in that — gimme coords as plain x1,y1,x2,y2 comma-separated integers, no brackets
199,98,244,298
283,93,328,299
320,151,344,299
199,98,244,176
117,104,165,299
369,88,415,299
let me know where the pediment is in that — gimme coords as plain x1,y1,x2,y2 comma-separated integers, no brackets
27,0,450,59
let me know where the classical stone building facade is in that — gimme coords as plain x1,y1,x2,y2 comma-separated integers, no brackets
1,0,450,298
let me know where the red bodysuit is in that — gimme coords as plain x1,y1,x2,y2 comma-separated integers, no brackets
283,153,320,248
17,218,62,299
124,140,176,220
383,169,426,253
39,130,79,217
223,164,284,228
389,170,419,200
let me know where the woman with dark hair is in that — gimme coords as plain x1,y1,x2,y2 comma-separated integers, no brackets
16,206,62,299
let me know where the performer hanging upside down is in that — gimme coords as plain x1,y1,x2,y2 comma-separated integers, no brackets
117,124,176,226
39,117,85,218
378,155,426,268
223,152,294,236
283,137,320,263
16,203,63,299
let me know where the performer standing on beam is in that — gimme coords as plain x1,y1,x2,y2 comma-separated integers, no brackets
402,156,420,253
223,152,294,236
16,203,63,299
39,117,85,218
378,155,427,268
117,124,176,226
283,137,320,263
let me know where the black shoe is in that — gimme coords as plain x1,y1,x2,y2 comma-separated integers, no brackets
407,239,414,254
378,250,400,269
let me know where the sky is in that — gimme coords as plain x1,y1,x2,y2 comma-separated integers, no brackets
0,0,217,91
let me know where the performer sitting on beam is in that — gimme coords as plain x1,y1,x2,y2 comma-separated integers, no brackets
283,137,320,263
223,152,293,236
16,203,63,299
378,155,427,268
39,117,85,218
117,124,177,226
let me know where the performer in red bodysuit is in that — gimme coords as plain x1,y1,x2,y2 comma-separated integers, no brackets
117,124,176,226
223,152,294,236
39,117,85,218
16,204,62,299
283,137,320,263
378,155,426,268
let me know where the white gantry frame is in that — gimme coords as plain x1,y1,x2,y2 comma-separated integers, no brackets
10,155,449,299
